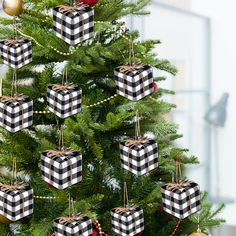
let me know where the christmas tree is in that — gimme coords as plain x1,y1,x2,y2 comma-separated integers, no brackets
0,0,225,235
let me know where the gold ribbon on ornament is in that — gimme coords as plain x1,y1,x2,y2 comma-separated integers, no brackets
58,213,83,224
46,148,73,159
125,137,149,148
115,204,136,213
118,63,144,73
52,83,75,92
58,3,89,14
166,180,193,191
4,38,24,46
0,183,25,192
0,94,26,104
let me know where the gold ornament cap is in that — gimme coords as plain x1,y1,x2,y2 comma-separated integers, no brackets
3,0,24,16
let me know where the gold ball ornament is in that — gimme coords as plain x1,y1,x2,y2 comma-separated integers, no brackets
189,229,207,236
3,0,24,16
0,214,12,224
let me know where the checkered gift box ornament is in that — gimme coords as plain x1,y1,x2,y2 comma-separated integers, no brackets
47,83,82,119
41,149,82,190
161,160,201,219
0,38,32,69
111,205,144,236
0,183,34,222
161,180,201,219
115,64,154,101
119,111,158,176
111,182,144,236
53,3,94,46
54,213,93,236
0,95,33,133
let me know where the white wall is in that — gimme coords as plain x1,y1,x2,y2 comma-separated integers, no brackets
192,0,236,226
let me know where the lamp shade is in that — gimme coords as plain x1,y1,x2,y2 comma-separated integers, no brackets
204,93,229,127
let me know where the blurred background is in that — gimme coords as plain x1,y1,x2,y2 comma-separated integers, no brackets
126,0,236,235
0,0,235,235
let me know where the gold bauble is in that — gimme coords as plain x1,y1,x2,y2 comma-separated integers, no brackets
189,229,207,236
0,214,12,224
3,0,24,16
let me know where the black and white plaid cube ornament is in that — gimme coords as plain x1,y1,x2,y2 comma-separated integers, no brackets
119,138,158,176
41,149,82,190
161,180,201,219
115,64,154,101
0,183,34,222
111,205,144,236
0,38,32,69
0,95,33,133
47,84,82,119
53,4,94,46
54,213,93,236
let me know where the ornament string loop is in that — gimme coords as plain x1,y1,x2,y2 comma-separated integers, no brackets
124,181,129,207
58,125,65,151
175,160,182,183
52,67,74,91
0,158,22,192
129,36,135,66
62,67,68,85
135,110,141,139
114,182,136,213
12,157,17,181
11,69,18,96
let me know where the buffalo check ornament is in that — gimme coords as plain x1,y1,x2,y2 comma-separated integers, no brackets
119,138,158,176
47,83,82,119
0,95,33,133
41,149,82,190
0,38,32,69
161,180,201,219
111,182,144,236
54,213,93,236
0,183,34,222
120,111,158,176
53,4,94,45
115,64,154,101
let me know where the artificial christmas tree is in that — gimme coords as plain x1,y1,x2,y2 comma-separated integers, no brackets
0,0,225,235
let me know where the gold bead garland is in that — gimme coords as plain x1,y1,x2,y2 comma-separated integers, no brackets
33,94,118,114
17,20,144,56
34,195,57,200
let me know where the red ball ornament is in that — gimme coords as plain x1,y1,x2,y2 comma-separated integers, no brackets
135,233,143,236
44,181,56,189
78,0,99,7
153,82,158,92
93,231,98,236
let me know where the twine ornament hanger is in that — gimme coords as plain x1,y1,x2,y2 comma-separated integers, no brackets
165,159,193,191
0,158,23,192
58,124,65,151
115,182,136,213
135,110,141,140
52,68,76,91
58,193,81,224
118,37,143,73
